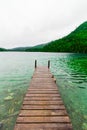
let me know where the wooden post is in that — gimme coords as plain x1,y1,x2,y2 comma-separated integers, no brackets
48,60,50,69
35,60,37,68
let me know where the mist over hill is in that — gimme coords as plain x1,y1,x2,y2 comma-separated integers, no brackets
0,21,87,53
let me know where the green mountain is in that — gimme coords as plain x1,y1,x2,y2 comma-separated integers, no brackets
42,21,87,53
25,44,45,52
8,47,31,51
0,48,7,51
6,44,45,52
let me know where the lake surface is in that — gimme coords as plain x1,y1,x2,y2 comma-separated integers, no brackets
0,52,87,130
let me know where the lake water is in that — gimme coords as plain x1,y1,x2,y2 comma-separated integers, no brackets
0,52,87,130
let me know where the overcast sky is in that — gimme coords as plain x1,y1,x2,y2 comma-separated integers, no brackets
0,0,87,48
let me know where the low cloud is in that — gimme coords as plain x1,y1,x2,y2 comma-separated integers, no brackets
0,0,87,48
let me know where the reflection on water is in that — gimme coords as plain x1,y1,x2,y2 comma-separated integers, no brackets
0,52,87,130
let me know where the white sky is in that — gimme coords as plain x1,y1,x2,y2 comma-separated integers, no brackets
0,0,87,48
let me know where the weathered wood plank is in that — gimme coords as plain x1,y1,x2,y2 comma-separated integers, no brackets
28,89,58,91
23,100,63,105
17,116,71,123
27,91,59,94
25,94,61,97
22,105,65,110
29,84,58,88
24,97,62,101
27,89,58,93
14,123,72,130
19,110,68,116
29,86,58,89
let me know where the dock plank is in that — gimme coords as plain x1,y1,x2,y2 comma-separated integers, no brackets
23,100,63,105
19,110,68,116
17,116,71,123
24,97,62,101
14,123,72,130
22,104,66,110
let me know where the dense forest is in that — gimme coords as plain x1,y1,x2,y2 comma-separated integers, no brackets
0,48,7,51
42,21,87,53
0,21,87,53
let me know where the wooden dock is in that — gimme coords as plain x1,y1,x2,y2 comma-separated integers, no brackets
14,62,73,130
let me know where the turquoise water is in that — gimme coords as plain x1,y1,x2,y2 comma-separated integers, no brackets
0,52,87,130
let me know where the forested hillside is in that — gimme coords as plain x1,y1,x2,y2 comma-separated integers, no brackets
0,48,7,51
42,21,87,53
